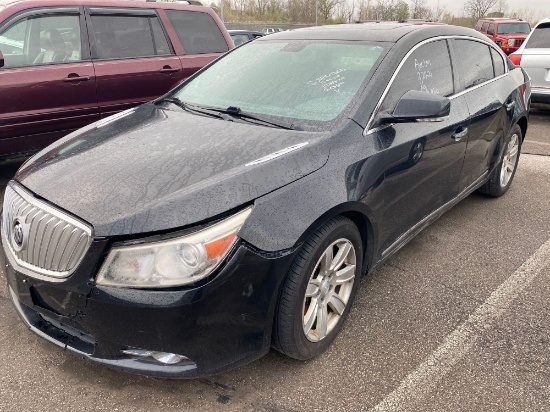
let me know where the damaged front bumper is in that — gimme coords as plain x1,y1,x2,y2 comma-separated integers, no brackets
4,241,296,378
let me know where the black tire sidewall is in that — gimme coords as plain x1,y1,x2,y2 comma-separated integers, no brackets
286,218,362,360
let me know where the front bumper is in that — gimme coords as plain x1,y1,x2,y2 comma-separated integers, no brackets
4,241,296,378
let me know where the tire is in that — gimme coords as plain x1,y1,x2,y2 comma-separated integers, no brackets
478,124,522,197
272,216,362,360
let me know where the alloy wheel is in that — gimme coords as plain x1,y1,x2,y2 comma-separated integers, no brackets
500,133,519,187
302,239,357,342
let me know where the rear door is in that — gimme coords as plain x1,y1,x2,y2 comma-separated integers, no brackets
163,9,229,79
452,39,515,191
521,22,550,95
86,7,184,117
0,7,98,157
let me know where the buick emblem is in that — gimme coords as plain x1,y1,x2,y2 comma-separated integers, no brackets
11,218,28,252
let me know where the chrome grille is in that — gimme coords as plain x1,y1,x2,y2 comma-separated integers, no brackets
1,182,92,279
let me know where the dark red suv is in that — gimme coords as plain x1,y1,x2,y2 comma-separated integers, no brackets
475,18,531,55
0,0,233,159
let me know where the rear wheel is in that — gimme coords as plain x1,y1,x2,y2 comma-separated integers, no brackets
272,217,362,360
478,124,522,197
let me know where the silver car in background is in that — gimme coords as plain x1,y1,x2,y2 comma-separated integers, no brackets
510,18,550,103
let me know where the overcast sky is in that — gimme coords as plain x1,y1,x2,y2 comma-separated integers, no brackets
425,0,550,16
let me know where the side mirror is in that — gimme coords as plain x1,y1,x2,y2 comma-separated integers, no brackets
0,51,4,68
381,90,451,123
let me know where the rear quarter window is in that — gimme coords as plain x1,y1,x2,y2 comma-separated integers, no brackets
526,23,550,48
491,48,505,77
165,10,228,54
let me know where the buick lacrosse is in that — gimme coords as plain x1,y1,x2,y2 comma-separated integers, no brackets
2,23,530,377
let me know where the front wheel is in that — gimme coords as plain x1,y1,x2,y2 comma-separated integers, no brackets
272,217,362,360
478,124,522,197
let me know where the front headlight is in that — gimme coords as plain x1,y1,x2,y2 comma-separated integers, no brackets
96,207,252,288
508,39,516,47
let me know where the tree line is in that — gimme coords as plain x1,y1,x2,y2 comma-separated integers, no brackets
213,0,546,27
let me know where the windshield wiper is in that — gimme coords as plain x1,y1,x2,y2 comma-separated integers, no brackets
218,106,297,130
158,97,224,120
158,99,297,130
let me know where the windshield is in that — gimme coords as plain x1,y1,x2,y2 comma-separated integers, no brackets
497,23,530,34
171,40,385,130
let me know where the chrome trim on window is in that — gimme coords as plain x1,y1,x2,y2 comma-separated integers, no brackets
1,182,93,280
364,35,510,136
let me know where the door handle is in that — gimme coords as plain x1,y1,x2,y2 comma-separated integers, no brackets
505,100,516,111
63,74,91,82
452,127,468,141
159,66,180,73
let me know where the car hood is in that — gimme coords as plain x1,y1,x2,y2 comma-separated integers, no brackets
15,104,330,237
496,33,528,39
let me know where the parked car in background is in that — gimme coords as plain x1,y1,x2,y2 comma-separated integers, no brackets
510,18,550,103
2,23,530,378
262,27,283,35
228,29,264,46
475,18,531,54
0,0,233,160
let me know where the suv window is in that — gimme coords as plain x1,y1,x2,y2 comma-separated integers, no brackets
90,14,171,59
377,40,454,118
526,22,550,48
497,23,530,34
0,14,81,68
455,40,494,89
487,24,494,35
165,10,228,54
481,22,489,32
491,48,505,77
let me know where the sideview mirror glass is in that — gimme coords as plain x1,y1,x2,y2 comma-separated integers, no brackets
383,90,451,123
0,51,4,68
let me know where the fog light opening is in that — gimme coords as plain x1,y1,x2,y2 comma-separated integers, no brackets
121,349,189,365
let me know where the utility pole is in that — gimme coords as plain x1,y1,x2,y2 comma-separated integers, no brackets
316,0,318,26
220,0,224,22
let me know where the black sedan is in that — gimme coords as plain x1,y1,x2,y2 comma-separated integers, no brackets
228,29,264,46
1,23,530,378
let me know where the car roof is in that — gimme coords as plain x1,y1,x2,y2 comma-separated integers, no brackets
0,0,207,11
479,18,527,23
534,18,550,27
262,23,485,43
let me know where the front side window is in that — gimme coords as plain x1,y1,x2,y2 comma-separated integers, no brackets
377,40,454,120
90,14,171,59
454,40,495,89
165,10,228,54
0,14,81,68
526,23,550,48
497,23,530,34
171,40,385,128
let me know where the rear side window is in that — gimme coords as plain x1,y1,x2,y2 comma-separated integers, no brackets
481,22,489,32
526,23,550,48
165,10,228,54
90,14,171,59
487,24,494,35
455,40,495,89
378,40,454,117
491,48,505,77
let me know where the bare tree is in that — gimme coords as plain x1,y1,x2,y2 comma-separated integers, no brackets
464,0,499,20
